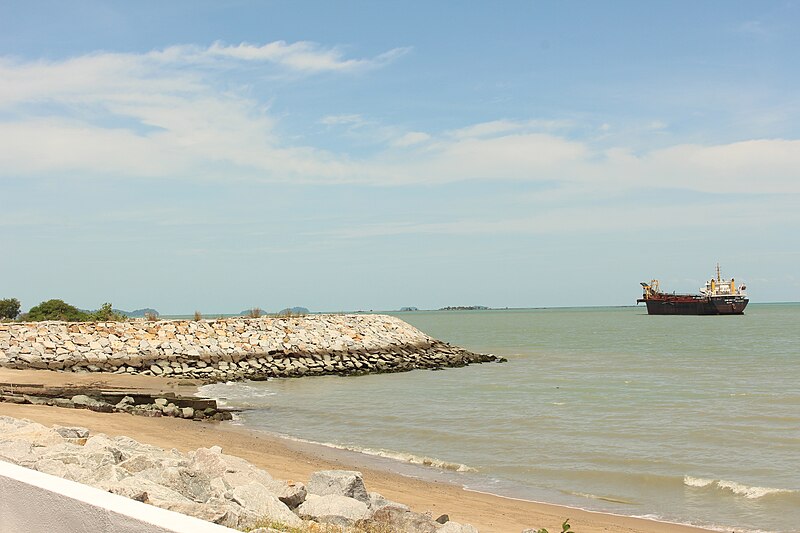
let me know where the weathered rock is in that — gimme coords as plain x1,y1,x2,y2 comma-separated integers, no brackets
70,394,113,413
265,479,307,509
0,439,38,466
368,491,409,512
138,466,217,503
297,493,370,526
54,426,90,440
228,482,303,527
307,469,369,503
357,505,440,533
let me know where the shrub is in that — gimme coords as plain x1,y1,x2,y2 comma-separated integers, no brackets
26,299,90,322
0,298,21,320
193,310,203,321
144,311,158,321
90,302,125,322
247,307,262,318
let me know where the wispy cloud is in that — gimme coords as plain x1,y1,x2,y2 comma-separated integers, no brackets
1,44,799,196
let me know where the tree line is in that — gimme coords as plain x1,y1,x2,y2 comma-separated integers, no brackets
0,298,126,322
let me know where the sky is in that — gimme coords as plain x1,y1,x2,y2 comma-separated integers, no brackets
1,1,799,314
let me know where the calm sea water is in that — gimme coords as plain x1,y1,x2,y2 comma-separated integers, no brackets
200,304,800,533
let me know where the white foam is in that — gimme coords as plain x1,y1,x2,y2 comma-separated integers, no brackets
684,476,796,499
280,434,477,473
683,476,714,488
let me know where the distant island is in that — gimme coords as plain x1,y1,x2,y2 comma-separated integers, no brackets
438,306,489,311
278,307,310,316
398,307,419,312
115,308,160,318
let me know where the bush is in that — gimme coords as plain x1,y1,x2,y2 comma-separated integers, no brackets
0,298,21,320
247,307,262,318
26,299,90,322
24,299,125,322
90,303,125,322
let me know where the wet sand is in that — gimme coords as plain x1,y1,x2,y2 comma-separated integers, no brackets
0,369,712,533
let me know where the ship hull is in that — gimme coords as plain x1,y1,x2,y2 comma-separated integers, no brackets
641,296,748,315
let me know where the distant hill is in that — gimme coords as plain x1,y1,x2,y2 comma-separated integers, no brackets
399,307,419,311
114,308,159,318
278,307,310,316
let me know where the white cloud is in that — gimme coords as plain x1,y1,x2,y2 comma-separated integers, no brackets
203,41,411,72
392,131,430,147
320,114,366,126
0,45,799,195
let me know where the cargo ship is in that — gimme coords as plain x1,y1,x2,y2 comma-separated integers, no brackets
637,264,748,315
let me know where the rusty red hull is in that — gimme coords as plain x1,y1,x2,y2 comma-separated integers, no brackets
637,295,748,315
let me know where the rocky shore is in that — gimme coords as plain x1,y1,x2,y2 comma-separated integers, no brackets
0,415,479,532
0,314,500,381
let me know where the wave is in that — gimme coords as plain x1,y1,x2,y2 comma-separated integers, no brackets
684,476,798,500
280,434,477,473
197,381,276,408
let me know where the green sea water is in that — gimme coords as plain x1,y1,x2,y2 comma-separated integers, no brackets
201,304,800,533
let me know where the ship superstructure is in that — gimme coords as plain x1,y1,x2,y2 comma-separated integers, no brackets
637,264,748,315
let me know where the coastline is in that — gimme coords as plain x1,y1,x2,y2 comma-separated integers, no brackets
0,369,714,533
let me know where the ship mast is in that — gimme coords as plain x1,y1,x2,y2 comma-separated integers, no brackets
716,262,721,282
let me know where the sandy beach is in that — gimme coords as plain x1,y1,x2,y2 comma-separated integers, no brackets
0,368,713,533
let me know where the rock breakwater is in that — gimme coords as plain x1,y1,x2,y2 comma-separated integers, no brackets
0,315,499,381
0,415,479,532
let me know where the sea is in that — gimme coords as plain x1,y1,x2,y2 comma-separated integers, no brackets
199,304,800,533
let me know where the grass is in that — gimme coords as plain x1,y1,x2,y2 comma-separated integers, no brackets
243,519,394,533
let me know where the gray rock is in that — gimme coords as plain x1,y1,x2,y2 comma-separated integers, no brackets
297,493,370,526
438,522,479,533
70,394,113,413
0,439,38,466
357,505,440,533
265,479,307,509
307,469,369,503
368,491,409,512
54,426,90,440
228,482,303,527
138,466,216,503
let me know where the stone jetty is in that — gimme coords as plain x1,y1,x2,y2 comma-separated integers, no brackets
0,314,499,381
0,415,479,532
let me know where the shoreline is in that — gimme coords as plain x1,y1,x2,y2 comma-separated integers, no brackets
0,368,715,533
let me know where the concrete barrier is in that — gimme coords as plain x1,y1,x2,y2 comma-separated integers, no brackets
0,460,235,533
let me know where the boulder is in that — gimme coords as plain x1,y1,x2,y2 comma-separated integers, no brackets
71,394,114,413
357,505,440,533
150,498,253,530
368,491,409,512
297,493,370,526
137,466,217,503
228,482,303,528
438,522,479,533
0,439,38,466
307,469,369,503
53,426,90,440
264,479,307,509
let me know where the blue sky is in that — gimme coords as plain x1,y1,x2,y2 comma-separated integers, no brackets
1,1,798,313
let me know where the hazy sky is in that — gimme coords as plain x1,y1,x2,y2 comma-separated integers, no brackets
1,1,799,314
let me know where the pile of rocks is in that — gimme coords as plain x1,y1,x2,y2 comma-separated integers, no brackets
0,315,500,381
0,416,478,532
0,392,233,421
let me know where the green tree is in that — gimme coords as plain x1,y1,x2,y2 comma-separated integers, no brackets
26,299,90,322
0,298,21,320
90,302,125,322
